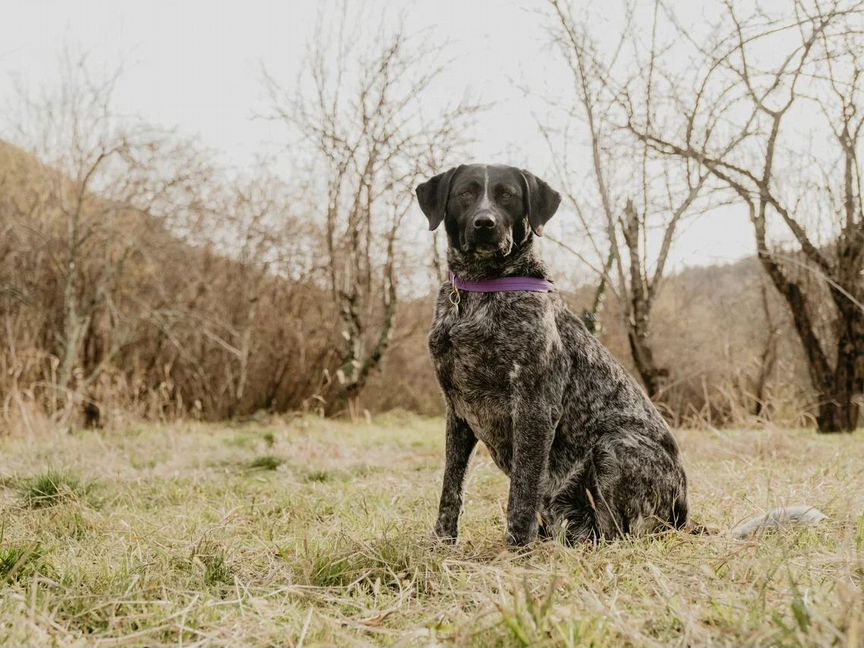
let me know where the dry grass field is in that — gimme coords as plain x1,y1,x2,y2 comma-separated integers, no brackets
0,413,862,647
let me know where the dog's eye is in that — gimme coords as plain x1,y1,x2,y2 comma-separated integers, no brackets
458,190,474,202
499,191,513,202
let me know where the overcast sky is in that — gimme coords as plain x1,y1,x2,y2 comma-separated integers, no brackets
0,0,756,271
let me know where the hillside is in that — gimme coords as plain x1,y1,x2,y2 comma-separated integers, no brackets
2,140,813,427
0,140,339,428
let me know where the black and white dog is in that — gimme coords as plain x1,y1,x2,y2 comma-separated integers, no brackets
416,163,688,547
416,163,827,547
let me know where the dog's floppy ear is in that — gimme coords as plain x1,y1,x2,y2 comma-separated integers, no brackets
416,165,462,231
520,170,561,236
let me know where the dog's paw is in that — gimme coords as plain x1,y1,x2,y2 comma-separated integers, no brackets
505,529,537,549
431,526,458,544
506,516,539,548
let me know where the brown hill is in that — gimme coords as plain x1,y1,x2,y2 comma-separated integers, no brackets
1,140,813,428
0,140,338,428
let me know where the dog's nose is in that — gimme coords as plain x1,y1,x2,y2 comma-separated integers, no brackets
473,213,496,229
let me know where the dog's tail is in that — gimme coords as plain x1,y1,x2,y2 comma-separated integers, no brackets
684,505,828,539
729,505,827,539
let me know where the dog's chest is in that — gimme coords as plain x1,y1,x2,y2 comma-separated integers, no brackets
428,291,559,467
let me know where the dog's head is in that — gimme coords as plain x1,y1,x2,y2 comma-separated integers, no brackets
416,164,561,258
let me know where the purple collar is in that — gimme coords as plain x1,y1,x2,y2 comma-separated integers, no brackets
449,272,554,293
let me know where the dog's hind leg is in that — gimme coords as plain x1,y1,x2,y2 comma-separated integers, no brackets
547,463,603,544
587,438,688,539
548,440,687,543
547,446,632,544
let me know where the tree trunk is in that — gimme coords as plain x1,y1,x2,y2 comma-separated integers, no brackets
330,278,396,415
817,340,860,433
816,396,859,433
752,284,779,417
816,307,863,432
58,265,88,395
581,249,614,335
767,283,862,433
627,326,666,399
621,201,668,400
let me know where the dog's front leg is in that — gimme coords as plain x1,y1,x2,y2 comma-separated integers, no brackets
434,411,477,542
507,410,554,547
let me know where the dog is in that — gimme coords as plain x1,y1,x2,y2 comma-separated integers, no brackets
416,163,689,547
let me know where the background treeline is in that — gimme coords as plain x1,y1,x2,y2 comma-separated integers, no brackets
2,0,862,433
0,132,814,431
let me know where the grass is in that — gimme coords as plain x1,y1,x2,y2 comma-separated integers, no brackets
247,454,284,471
20,468,91,508
0,414,861,646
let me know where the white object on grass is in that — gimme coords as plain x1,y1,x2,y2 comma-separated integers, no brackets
730,505,828,540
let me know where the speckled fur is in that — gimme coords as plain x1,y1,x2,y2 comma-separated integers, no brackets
419,165,688,547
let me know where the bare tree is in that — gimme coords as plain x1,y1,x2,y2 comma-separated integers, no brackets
3,52,209,425
265,5,479,414
752,283,781,417
546,0,712,400
628,0,864,431
198,173,292,416
2,51,356,428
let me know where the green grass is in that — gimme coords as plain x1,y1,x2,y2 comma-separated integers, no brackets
0,416,861,646
247,454,283,471
0,543,43,582
19,468,91,508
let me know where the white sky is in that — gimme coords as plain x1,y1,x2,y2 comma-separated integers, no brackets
0,0,756,272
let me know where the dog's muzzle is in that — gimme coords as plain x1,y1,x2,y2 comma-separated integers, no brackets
464,210,512,255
